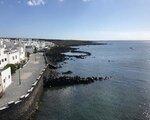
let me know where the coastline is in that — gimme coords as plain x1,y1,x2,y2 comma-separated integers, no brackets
43,41,111,88
33,41,110,120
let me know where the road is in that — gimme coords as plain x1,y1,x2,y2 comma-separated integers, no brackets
0,53,45,107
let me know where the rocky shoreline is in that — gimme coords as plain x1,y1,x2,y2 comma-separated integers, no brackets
65,50,91,59
42,40,111,88
62,70,73,75
43,75,111,88
45,45,92,66
43,42,112,88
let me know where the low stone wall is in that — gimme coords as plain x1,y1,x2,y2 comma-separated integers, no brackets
0,64,49,120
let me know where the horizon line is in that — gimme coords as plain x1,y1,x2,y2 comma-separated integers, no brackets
0,37,150,41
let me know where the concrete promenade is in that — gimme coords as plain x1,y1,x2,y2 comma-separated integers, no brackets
0,53,45,107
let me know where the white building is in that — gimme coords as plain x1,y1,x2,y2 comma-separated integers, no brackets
19,46,26,61
23,39,55,50
0,48,8,69
0,40,26,69
0,67,12,93
0,38,54,66
0,48,24,69
7,50,20,65
0,77,3,97
0,38,26,97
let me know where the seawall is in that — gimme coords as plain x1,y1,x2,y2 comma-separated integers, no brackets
0,64,49,120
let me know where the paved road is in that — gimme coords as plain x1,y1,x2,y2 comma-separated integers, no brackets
0,53,45,107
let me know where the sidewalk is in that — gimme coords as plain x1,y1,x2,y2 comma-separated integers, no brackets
0,53,45,107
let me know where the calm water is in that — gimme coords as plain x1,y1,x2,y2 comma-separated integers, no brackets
37,41,150,120
64,52,87,56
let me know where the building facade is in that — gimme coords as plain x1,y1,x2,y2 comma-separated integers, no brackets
0,67,12,97
0,48,8,69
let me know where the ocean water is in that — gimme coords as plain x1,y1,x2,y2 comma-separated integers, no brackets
37,41,150,120
63,52,87,56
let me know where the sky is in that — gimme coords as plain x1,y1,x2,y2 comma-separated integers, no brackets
0,0,150,40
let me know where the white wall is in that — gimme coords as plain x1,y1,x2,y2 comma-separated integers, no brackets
0,46,26,70
0,73,3,95
7,51,20,64
19,47,26,61
1,67,12,90
0,48,8,69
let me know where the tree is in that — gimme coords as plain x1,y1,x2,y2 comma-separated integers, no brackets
33,47,37,53
4,64,16,74
26,52,30,59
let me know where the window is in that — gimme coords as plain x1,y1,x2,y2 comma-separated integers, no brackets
5,58,7,61
13,56,14,60
8,75,10,79
2,59,4,62
3,79,5,83
15,55,17,59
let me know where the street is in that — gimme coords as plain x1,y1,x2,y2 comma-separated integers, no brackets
0,53,45,107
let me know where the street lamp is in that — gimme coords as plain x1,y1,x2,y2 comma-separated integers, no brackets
18,49,21,85
34,47,37,62
18,65,21,85
35,53,36,62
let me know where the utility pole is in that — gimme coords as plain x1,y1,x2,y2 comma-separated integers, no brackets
35,53,36,62
18,48,21,85
34,47,37,62
19,66,21,85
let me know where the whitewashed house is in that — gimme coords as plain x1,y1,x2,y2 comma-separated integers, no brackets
0,67,12,90
4,41,26,64
23,39,55,50
7,50,20,64
0,39,26,97
19,46,26,61
0,76,3,97
0,67,12,97
0,39,27,79
0,47,8,69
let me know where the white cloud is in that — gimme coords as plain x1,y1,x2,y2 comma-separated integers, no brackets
27,0,45,6
26,0,92,5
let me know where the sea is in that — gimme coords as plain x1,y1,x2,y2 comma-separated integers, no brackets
37,41,150,120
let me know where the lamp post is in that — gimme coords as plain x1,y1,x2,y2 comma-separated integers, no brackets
18,50,21,85
35,53,36,62
34,47,37,62
18,65,21,85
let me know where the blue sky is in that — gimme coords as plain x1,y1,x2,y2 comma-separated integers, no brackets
0,0,150,40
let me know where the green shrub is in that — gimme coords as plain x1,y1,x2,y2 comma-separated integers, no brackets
4,64,16,74
33,47,37,53
26,52,30,59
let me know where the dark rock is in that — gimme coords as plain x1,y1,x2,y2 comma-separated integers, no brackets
48,64,57,69
62,71,73,75
43,75,111,88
